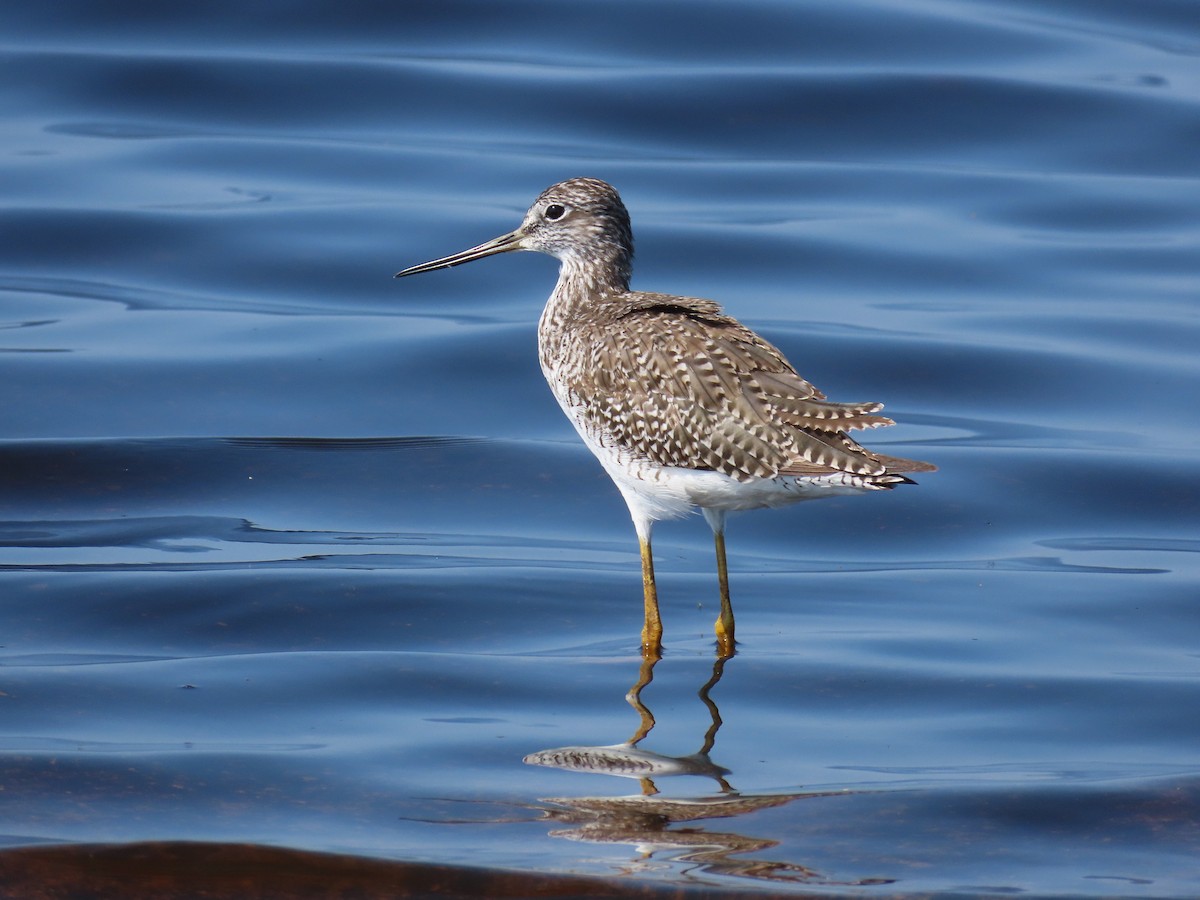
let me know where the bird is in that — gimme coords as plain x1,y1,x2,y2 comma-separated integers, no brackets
395,178,933,657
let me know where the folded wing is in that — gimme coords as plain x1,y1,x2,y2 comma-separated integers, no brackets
575,293,934,483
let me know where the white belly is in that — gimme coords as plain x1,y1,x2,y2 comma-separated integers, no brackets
608,460,878,525
542,368,876,527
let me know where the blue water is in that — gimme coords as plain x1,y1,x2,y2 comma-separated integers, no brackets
2,2,1199,896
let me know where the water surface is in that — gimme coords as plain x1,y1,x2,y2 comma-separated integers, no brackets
1,2,1198,896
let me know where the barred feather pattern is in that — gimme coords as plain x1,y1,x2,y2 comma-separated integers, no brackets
540,286,932,486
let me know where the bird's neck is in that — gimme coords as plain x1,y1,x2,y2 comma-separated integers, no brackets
548,254,630,315
537,257,629,374
541,268,615,336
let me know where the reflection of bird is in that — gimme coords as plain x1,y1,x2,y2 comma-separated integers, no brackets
528,790,890,888
525,644,729,796
396,178,934,655
521,653,894,887
523,743,731,788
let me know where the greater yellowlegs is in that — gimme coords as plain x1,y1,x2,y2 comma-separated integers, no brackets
395,178,933,656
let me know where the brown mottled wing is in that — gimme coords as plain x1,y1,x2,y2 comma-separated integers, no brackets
576,295,929,482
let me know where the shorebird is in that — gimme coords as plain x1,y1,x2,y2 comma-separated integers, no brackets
395,178,933,656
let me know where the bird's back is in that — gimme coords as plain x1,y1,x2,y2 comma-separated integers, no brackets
539,289,934,487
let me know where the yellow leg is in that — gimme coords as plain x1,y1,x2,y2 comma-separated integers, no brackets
639,535,663,657
713,529,735,657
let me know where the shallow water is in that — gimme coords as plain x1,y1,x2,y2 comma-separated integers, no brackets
2,2,1199,896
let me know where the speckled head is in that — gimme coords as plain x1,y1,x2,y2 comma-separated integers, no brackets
394,177,634,290
520,178,633,281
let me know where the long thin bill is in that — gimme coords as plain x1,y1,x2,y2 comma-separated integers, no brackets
394,230,524,278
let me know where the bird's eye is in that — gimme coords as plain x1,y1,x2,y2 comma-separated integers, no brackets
544,203,567,220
